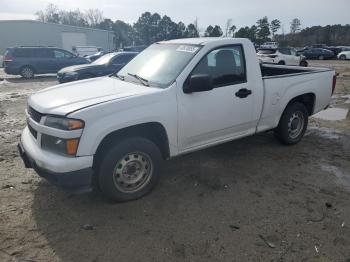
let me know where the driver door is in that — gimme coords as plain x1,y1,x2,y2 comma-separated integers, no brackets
177,45,256,151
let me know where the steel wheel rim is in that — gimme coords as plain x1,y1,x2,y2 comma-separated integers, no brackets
22,68,33,78
113,152,153,193
288,111,305,139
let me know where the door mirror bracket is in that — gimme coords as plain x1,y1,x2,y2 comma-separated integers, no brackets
183,74,214,94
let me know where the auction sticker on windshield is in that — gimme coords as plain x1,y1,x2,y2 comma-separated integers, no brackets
176,45,199,53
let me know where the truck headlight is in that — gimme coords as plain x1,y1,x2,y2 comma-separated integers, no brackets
41,135,80,156
45,116,84,130
42,117,84,156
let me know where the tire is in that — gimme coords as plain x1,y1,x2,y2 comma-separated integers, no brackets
274,102,309,145
20,66,34,79
318,55,324,60
278,61,285,65
300,60,308,67
97,137,163,202
340,55,346,60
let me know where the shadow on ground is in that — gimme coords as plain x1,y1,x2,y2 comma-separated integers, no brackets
31,132,350,261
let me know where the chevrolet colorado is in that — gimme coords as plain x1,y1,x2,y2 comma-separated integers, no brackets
18,38,337,201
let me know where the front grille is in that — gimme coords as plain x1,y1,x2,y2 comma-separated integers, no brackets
28,106,43,123
28,124,37,139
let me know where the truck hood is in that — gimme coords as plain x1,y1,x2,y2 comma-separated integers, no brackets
28,76,161,115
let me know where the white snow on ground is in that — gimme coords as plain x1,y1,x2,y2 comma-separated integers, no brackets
312,107,348,121
306,127,341,140
320,164,350,190
0,89,37,101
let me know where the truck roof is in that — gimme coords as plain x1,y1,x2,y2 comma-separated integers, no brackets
158,37,250,46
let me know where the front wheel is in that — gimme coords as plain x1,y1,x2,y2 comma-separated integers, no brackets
340,55,347,60
318,55,325,60
274,102,309,145
97,137,163,202
300,60,308,67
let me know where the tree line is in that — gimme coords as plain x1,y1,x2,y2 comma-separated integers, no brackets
35,4,350,49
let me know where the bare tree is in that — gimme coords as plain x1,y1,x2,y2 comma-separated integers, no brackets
290,18,301,34
85,9,104,27
229,25,237,37
35,3,60,23
225,19,232,37
59,9,88,27
270,19,281,40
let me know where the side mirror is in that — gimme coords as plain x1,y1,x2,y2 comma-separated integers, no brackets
183,74,213,94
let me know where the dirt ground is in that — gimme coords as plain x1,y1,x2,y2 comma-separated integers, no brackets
0,61,349,262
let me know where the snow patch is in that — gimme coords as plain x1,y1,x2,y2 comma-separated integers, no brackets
320,164,350,190
306,127,341,140
312,108,348,121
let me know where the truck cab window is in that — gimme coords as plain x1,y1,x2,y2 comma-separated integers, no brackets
191,45,246,87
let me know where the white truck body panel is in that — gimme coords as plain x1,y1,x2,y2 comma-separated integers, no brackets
257,66,334,132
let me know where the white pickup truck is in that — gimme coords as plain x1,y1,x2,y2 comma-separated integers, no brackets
18,38,336,201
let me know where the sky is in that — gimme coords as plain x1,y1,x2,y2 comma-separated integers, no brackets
0,0,349,33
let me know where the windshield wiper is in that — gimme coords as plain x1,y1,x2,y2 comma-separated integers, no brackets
114,74,125,81
127,73,149,86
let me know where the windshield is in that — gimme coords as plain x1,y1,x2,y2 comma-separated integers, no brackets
93,53,116,65
117,43,201,88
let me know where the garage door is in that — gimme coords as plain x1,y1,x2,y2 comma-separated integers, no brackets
61,32,87,52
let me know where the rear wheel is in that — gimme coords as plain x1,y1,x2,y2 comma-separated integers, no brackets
278,61,285,65
274,102,309,145
340,55,347,60
97,137,163,202
318,55,325,60
20,66,34,79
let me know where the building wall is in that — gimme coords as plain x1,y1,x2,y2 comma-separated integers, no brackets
0,20,115,54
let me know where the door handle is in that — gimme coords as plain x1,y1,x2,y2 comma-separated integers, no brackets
235,88,252,98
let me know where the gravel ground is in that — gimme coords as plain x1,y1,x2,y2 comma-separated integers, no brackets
0,61,349,262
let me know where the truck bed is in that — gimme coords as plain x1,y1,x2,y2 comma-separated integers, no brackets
260,64,330,78
256,64,335,133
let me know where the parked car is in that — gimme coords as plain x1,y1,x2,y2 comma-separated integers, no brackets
338,50,350,60
301,48,334,60
72,46,101,57
257,48,308,66
260,42,278,49
19,38,336,202
312,44,327,49
85,51,106,62
57,51,138,83
122,45,147,52
3,47,89,78
325,46,343,57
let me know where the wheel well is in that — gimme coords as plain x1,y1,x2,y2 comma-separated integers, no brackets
278,61,285,65
93,122,170,169
286,93,316,116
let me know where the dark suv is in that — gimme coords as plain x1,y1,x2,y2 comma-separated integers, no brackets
3,47,89,78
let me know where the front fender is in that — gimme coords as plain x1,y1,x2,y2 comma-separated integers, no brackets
69,87,178,157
